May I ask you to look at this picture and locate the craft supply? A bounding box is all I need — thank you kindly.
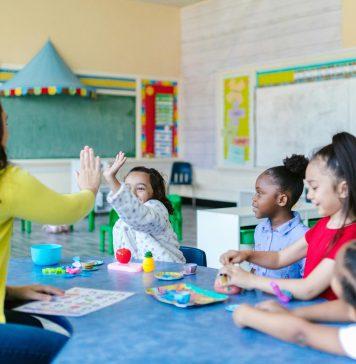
[42,267,66,275]
[182,263,197,275]
[15,287,134,317]
[107,262,143,273]
[72,256,82,268]
[270,281,292,304]
[115,248,131,264]
[142,251,155,273]
[154,271,184,281]
[146,283,228,308]
[225,304,240,312]
[214,274,241,295]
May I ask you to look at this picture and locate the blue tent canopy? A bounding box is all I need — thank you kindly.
[0,40,94,97]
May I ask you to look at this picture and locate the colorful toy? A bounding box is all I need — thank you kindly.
[42,267,66,275]
[115,248,131,264]
[31,244,62,266]
[182,263,197,275]
[270,281,292,304]
[154,271,184,281]
[146,283,228,308]
[214,274,241,295]
[66,267,81,275]
[142,251,155,273]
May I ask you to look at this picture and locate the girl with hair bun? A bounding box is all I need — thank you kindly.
[220,132,356,301]
[248,154,310,279]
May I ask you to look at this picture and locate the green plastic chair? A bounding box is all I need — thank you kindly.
[240,226,255,245]
[168,194,183,241]
[99,209,119,255]
[21,219,32,233]
[308,218,319,228]
[88,210,95,232]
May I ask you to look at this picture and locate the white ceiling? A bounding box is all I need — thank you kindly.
[136,0,204,8]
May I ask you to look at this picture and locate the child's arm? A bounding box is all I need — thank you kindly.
[233,304,346,357]
[220,236,307,269]
[220,257,334,300]
[293,299,356,322]
[257,299,355,322]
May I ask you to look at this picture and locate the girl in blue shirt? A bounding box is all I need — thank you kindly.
[250,154,309,279]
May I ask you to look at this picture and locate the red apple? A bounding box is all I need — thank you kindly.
[115,248,131,264]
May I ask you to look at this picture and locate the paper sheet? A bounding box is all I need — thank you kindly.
[15,287,134,317]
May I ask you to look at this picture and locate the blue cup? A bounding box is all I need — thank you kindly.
[30,244,62,266]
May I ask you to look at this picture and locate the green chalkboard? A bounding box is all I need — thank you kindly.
[2,94,136,159]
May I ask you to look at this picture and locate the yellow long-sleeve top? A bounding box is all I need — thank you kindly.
[0,165,95,323]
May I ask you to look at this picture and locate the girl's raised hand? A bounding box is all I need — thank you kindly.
[103,151,127,183]
[77,146,101,195]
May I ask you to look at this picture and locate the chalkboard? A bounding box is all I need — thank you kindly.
[2,94,136,159]
[255,78,356,167]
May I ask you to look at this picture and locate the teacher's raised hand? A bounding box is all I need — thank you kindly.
[77,146,101,195]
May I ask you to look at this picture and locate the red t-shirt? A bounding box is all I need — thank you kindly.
[304,217,356,300]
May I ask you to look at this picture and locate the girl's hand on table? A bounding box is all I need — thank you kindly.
[77,146,101,195]
[6,285,64,301]
[219,250,251,265]
[256,300,289,313]
[218,265,253,289]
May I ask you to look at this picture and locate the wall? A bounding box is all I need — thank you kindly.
[0,0,180,77]
[181,0,343,168]
[341,0,356,47]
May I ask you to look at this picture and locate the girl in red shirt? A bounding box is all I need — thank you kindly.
[220,132,356,300]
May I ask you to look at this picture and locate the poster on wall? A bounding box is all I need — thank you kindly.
[221,74,252,166]
[141,80,178,158]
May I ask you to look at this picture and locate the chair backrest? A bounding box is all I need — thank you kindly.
[170,162,193,185]
[109,209,119,227]
[179,246,207,267]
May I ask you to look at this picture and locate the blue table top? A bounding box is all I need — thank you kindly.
[7,258,353,364]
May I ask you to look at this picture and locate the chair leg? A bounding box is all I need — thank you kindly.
[21,219,25,232]
[25,221,32,233]
[108,232,114,255]
[88,210,95,232]
[99,229,106,252]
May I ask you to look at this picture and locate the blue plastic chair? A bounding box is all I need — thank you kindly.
[179,246,207,267]
[169,162,195,207]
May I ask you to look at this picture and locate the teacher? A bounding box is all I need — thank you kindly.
[0,101,101,363]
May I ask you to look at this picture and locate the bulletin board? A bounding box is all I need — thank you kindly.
[141,79,178,158]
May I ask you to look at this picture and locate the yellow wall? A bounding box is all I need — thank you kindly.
[342,0,356,48]
[0,0,180,77]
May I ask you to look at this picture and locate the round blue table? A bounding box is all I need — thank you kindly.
[7,258,353,364]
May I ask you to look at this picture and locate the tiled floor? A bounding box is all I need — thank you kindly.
[11,205,199,259]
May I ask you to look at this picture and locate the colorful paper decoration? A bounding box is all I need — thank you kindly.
[222,75,251,165]
[141,80,178,158]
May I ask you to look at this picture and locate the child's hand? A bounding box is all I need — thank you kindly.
[232,304,255,328]
[218,265,253,289]
[103,151,127,182]
[256,300,289,313]
[6,285,64,302]
[77,146,101,195]
[219,250,251,265]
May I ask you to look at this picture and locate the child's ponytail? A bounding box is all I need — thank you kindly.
[265,154,309,208]
[312,132,356,220]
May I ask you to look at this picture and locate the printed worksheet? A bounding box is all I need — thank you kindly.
[15,287,134,317]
